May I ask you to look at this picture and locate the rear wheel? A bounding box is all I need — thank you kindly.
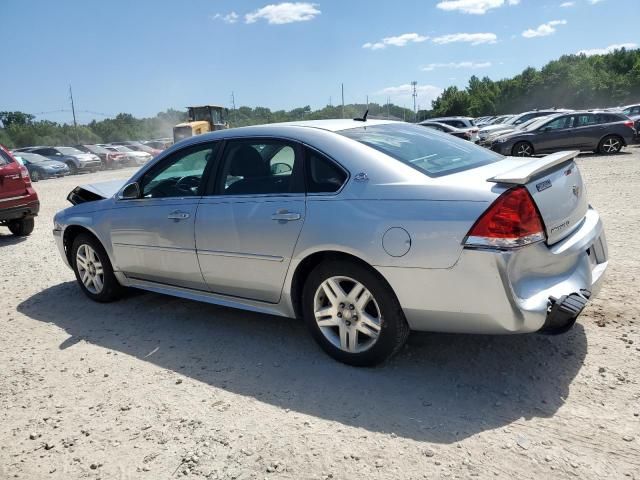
[8,218,34,236]
[302,260,409,366]
[71,233,123,302]
[598,135,623,154]
[512,141,534,157]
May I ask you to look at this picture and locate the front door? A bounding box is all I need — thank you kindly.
[196,139,305,303]
[536,115,577,152]
[109,142,218,290]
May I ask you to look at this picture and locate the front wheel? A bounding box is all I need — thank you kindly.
[598,135,623,154]
[512,141,534,157]
[30,170,40,182]
[66,162,78,174]
[302,260,409,366]
[71,234,123,302]
[8,218,34,236]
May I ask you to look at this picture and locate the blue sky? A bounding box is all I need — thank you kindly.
[2,0,637,123]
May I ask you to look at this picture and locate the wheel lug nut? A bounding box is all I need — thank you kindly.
[337,312,342,318]
[349,304,355,310]
[346,321,351,326]
[339,303,345,309]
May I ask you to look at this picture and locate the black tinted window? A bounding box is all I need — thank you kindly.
[340,123,501,178]
[0,150,11,166]
[305,148,347,193]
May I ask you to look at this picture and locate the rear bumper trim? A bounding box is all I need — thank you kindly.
[539,290,591,335]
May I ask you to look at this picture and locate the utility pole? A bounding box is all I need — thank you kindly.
[69,85,79,143]
[366,95,369,108]
[411,81,418,122]
[387,96,390,119]
[341,83,345,119]
[230,91,237,125]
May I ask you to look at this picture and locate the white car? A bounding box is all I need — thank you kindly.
[103,145,152,166]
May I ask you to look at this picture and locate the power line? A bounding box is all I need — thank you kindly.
[69,85,79,143]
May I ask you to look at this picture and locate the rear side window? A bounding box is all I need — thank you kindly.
[441,120,466,128]
[340,123,501,178]
[305,148,347,193]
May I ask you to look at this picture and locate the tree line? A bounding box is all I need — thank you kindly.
[1,48,638,148]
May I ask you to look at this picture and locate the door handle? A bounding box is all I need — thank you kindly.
[271,210,301,222]
[167,210,190,220]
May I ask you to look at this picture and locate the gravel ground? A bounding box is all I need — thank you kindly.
[1,148,639,480]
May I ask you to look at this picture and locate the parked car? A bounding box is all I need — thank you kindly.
[75,144,127,170]
[491,111,636,156]
[13,151,69,181]
[428,116,476,129]
[143,138,173,150]
[23,146,101,174]
[418,121,479,142]
[478,109,571,143]
[102,145,152,166]
[0,144,38,236]
[479,116,552,147]
[53,119,608,366]
[620,104,640,116]
[474,116,496,127]
[111,141,162,157]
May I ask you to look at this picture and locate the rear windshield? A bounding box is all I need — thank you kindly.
[339,123,501,177]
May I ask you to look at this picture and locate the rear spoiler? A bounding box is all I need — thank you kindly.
[487,151,580,185]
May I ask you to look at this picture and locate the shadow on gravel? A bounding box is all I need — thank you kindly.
[18,282,588,444]
[0,232,27,246]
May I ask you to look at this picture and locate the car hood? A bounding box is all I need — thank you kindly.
[37,160,68,168]
[67,179,126,205]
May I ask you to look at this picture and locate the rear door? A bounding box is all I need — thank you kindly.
[195,138,305,303]
[0,148,28,205]
[573,114,599,148]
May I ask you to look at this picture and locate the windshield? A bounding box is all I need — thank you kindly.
[57,146,84,155]
[340,123,502,178]
[115,146,134,152]
[19,152,46,163]
[520,116,552,131]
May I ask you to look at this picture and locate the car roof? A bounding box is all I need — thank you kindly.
[428,116,473,121]
[241,118,400,133]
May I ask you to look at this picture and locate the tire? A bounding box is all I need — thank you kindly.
[71,233,123,302]
[8,218,34,236]
[598,135,623,155]
[302,260,409,367]
[512,141,534,157]
[67,162,78,175]
[30,170,40,182]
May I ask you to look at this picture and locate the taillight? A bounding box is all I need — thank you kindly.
[623,120,634,129]
[464,186,546,249]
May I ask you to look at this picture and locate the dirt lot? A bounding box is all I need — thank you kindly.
[1,147,639,480]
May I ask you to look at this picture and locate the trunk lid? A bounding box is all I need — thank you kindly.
[487,151,588,245]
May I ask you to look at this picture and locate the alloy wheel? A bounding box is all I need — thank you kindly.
[76,244,105,294]
[515,143,532,156]
[313,276,382,353]
[602,137,621,153]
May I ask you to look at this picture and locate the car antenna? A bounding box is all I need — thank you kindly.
[354,109,369,122]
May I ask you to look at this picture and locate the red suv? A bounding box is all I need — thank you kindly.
[0,144,39,236]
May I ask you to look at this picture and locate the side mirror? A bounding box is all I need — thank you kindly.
[119,182,141,200]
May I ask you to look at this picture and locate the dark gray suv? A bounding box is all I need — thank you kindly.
[491,111,636,156]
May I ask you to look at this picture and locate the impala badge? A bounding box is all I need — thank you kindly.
[536,179,552,192]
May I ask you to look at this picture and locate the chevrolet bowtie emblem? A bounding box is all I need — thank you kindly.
[572,185,581,197]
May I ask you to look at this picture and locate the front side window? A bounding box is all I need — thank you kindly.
[218,140,302,195]
[140,143,216,198]
[305,148,347,193]
[340,123,501,178]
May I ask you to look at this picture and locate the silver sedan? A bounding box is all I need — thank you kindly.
[53,119,608,366]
